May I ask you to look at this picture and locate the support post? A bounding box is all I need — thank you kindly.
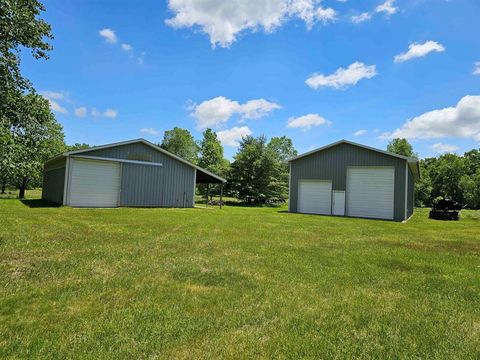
[206,183,210,208]
[220,183,223,209]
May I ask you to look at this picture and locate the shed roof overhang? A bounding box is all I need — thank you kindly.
[195,169,225,184]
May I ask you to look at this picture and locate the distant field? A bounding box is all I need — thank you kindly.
[0,192,479,359]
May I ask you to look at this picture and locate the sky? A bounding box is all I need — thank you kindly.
[21,0,480,160]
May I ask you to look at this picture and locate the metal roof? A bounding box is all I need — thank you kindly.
[45,138,227,183]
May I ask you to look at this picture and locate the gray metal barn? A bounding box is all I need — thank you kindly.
[42,139,226,208]
[288,140,420,221]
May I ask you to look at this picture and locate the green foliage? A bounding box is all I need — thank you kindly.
[387,138,417,158]
[414,152,480,209]
[198,128,228,175]
[8,94,65,195]
[0,0,62,197]
[385,139,480,209]
[0,0,53,117]
[160,127,199,164]
[267,136,298,163]
[228,135,296,203]
[67,143,91,152]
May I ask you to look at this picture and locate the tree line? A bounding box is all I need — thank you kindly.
[387,139,480,209]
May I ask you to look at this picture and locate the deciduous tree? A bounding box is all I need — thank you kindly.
[160,127,199,164]
[10,94,65,198]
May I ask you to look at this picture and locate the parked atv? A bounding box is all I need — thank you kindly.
[429,198,463,220]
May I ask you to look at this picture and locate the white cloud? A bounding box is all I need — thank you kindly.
[217,126,252,146]
[394,41,445,63]
[166,0,336,48]
[121,43,133,51]
[353,129,367,136]
[431,143,459,154]
[40,91,65,100]
[91,108,117,119]
[192,97,240,129]
[140,128,160,135]
[191,96,280,130]
[41,91,68,114]
[306,62,377,90]
[103,109,118,118]
[99,28,118,44]
[74,107,87,118]
[351,12,371,24]
[47,99,67,114]
[375,0,397,15]
[473,62,480,75]
[239,99,282,120]
[381,95,480,142]
[287,113,331,130]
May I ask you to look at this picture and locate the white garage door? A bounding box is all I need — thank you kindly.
[69,158,121,207]
[297,180,332,215]
[347,167,394,220]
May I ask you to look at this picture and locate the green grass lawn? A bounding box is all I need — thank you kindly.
[1,193,479,359]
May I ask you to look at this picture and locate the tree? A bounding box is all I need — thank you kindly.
[387,138,416,158]
[267,136,297,198]
[197,129,229,198]
[1,0,53,119]
[228,135,289,204]
[10,94,65,198]
[160,127,199,164]
[198,129,225,174]
[0,126,15,193]
[428,153,466,204]
[67,143,91,152]
[267,136,298,163]
[415,159,433,207]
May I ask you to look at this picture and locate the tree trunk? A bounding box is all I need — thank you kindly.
[18,177,28,199]
[1,178,5,194]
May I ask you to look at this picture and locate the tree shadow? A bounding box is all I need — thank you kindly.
[20,199,62,208]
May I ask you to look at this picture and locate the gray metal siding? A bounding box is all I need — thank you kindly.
[82,142,195,207]
[407,168,415,218]
[290,143,407,221]
[120,163,195,207]
[42,158,66,204]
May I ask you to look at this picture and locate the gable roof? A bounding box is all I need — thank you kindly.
[46,138,226,183]
[289,139,420,179]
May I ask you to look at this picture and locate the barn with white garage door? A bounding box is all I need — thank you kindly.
[288,140,420,221]
[42,139,225,208]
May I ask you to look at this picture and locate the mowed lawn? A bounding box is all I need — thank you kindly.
[1,192,479,359]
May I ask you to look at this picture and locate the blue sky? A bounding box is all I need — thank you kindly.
[21,0,480,159]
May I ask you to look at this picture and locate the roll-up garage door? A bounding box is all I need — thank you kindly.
[347,167,394,220]
[297,180,332,215]
[69,158,121,207]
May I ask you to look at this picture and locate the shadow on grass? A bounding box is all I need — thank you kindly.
[20,199,62,208]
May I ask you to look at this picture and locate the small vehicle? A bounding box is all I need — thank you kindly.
[429,197,463,220]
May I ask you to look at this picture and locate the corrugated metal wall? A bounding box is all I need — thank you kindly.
[120,163,194,207]
[82,142,195,207]
[42,157,66,204]
[290,143,408,221]
[407,167,415,218]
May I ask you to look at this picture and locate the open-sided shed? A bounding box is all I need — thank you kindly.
[42,139,226,208]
